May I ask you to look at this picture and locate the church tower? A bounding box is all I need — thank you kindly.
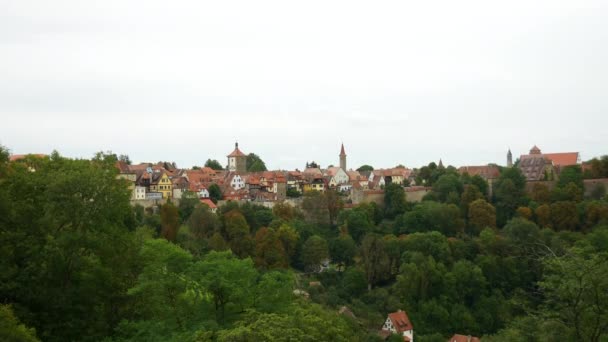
[227,142,247,173]
[507,148,513,167]
[339,143,347,170]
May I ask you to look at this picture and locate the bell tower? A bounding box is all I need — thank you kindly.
[339,143,347,170]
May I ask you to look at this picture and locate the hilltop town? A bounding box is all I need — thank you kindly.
[107,142,603,210]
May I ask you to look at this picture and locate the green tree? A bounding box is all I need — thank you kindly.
[128,239,194,330]
[329,234,357,270]
[384,183,407,219]
[360,233,390,290]
[0,153,139,341]
[325,189,344,226]
[178,191,199,223]
[399,201,464,237]
[188,205,220,239]
[356,165,374,172]
[276,224,299,263]
[223,210,254,258]
[461,184,483,217]
[433,174,463,203]
[204,159,224,170]
[301,235,329,272]
[190,251,258,324]
[468,199,497,234]
[339,208,373,241]
[254,227,288,269]
[246,153,268,172]
[494,167,527,226]
[0,304,40,342]
[539,249,608,342]
[557,165,584,189]
[208,183,222,204]
[550,201,579,231]
[160,202,180,241]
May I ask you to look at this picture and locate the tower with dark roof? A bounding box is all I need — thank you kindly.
[339,143,347,170]
[227,142,247,173]
[507,148,513,167]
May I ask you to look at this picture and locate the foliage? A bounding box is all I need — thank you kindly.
[208,184,222,204]
[246,153,268,172]
[301,235,329,272]
[0,304,40,342]
[539,249,608,342]
[204,159,224,170]
[398,201,464,237]
[160,202,180,241]
[384,183,407,219]
[467,199,496,234]
[357,165,374,172]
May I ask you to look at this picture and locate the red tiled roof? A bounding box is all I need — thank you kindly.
[448,334,481,342]
[388,310,413,333]
[200,198,217,209]
[9,154,47,162]
[544,152,579,167]
[227,146,246,157]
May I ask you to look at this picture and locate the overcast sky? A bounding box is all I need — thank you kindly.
[1,0,607,170]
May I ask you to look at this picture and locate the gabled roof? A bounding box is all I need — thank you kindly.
[325,167,344,177]
[544,152,579,167]
[388,310,413,333]
[227,143,247,157]
[200,198,217,209]
[9,154,47,162]
[448,334,481,342]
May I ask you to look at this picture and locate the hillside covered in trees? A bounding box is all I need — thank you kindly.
[1,148,608,342]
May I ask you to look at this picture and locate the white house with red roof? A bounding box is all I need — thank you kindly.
[382,310,414,342]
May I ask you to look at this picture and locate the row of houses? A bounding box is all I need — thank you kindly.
[115,143,418,204]
[115,144,582,206]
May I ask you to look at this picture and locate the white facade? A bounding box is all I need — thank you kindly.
[134,186,146,200]
[198,188,210,198]
[382,316,413,342]
[230,175,245,190]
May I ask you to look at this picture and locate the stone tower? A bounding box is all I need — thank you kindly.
[227,142,247,173]
[339,143,347,170]
[507,148,513,167]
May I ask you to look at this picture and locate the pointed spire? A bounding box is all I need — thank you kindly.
[340,143,346,156]
[438,158,444,169]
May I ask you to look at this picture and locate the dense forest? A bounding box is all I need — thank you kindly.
[1,148,607,342]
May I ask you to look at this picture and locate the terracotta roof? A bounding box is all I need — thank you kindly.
[227,143,247,157]
[325,167,342,177]
[448,334,481,342]
[200,198,217,209]
[9,154,47,162]
[544,152,579,167]
[303,167,323,176]
[115,161,132,173]
[388,310,413,333]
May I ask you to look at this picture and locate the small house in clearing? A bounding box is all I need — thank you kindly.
[381,309,414,342]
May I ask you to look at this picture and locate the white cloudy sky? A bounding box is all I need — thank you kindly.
[1,0,607,170]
